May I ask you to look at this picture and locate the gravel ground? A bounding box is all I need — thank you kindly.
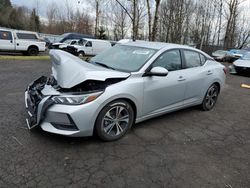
[0,59,249,188]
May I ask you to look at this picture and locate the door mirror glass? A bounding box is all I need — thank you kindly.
[148,66,168,76]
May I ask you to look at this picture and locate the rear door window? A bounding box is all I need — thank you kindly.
[0,30,12,40]
[183,50,202,68]
[16,33,38,40]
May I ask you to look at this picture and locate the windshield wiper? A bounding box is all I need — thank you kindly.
[93,62,115,70]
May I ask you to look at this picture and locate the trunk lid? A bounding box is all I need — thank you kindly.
[49,50,130,88]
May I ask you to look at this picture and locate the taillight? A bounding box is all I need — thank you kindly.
[223,67,227,74]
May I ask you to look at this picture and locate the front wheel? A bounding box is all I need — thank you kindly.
[78,51,85,57]
[95,100,134,141]
[201,84,219,111]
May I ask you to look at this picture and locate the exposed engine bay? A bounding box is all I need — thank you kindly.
[57,78,126,93]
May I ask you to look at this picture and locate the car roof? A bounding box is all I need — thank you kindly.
[122,41,195,50]
[82,38,110,43]
[0,28,37,35]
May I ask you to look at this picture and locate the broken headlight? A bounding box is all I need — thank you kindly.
[52,92,102,105]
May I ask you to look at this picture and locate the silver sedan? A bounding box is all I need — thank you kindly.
[25,41,226,141]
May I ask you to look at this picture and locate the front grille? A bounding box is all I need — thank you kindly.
[25,76,48,128]
[27,76,47,112]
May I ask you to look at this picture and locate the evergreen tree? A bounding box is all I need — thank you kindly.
[0,0,12,11]
[29,8,40,32]
[98,26,107,39]
[0,0,12,27]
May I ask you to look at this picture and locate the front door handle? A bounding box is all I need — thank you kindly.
[207,70,213,75]
[178,76,186,81]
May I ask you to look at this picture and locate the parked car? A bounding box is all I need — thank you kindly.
[229,52,250,75]
[0,28,46,55]
[50,39,79,49]
[224,49,248,62]
[211,50,228,62]
[58,33,95,43]
[25,41,226,141]
[66,38,112,56]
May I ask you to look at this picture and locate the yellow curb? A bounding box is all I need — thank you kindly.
[0,55,92,61]
[0,55,50,61]
[241,84,250,89]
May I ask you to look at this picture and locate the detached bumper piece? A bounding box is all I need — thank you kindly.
[25,76,53,129]
[235,66,250,75]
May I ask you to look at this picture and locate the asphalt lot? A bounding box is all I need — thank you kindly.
[0,59,249,188]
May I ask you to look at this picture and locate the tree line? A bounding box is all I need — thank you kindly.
[0,0,40,31]
[0,0,249,49]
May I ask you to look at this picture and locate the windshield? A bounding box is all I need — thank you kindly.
[63,39,73,44]
[214,50,226,55]
[90,45,157,72]
[241,53,250,60]
[78,39,87,46]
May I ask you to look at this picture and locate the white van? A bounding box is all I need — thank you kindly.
[0,28,46,55]
[70,38,112,56]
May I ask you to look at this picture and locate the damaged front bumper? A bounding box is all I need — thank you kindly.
[25,76,54,129]
[25,76,100,137]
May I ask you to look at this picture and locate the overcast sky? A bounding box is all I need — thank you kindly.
[10,0,250,20]
[10,0,92,19]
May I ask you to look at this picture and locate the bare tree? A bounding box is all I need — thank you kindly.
[223,0,245,48]
[111,1,129,40]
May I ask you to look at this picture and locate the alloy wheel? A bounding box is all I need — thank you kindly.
[205,85,218,109]
[102,105,130,136]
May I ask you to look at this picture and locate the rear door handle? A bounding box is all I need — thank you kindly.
[207,70,213,75]
[178,76,186,81]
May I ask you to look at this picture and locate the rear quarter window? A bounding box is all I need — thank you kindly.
[0,31,12,40]
[16,33,38,40]
[200,54,207,65]
[183,50,202,68]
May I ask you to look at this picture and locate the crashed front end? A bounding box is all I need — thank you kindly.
[24,50,129,136]
[25,75,83,135]
[25,76,110,136]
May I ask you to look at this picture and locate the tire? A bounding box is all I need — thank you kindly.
[95,100,134,141]
[201,84,219,111]
[27,47,38,56]
[78,51,85,57]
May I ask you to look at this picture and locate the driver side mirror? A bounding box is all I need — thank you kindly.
[144,66,169,77]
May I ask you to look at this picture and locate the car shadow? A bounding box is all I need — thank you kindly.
[27,105,200,145]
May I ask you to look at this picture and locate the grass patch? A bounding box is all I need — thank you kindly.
[0,55,50,61]
[0,55,92,61]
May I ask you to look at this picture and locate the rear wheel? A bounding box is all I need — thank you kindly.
[201,84,219,111]
[96,100,134,141]
[27,47,38,56]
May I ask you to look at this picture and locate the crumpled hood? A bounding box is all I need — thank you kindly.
[49,50,130,88]
[233,59,250,68]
